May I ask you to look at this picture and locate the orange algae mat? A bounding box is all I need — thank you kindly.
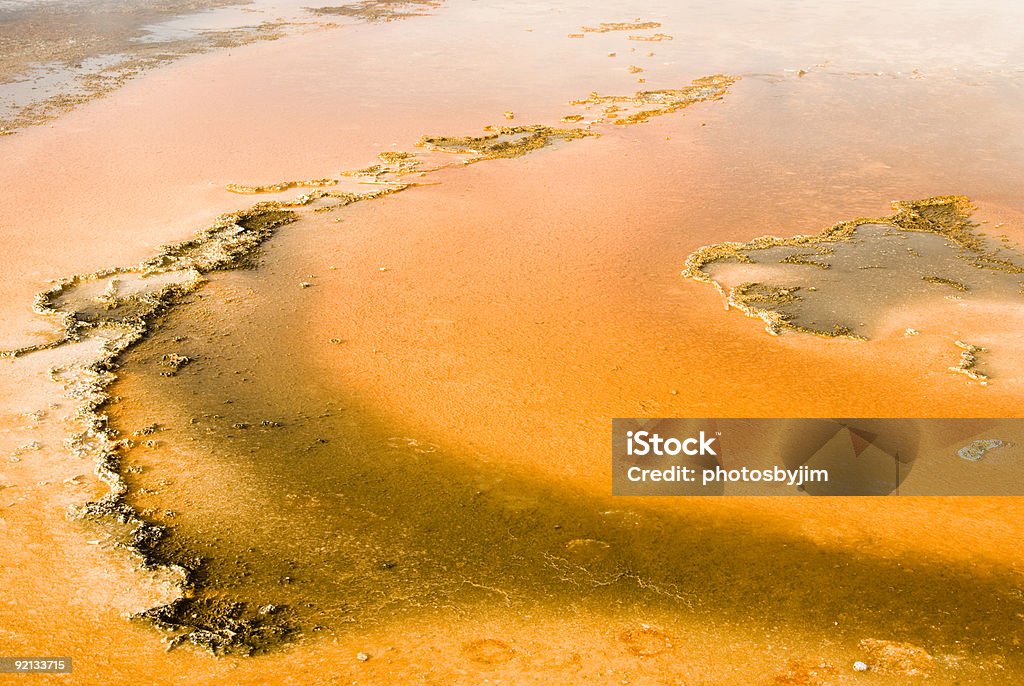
[1,1,1024,684]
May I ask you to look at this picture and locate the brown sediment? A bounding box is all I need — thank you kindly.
[580,21,662,34]
[227,153,439,202]
[158,352,192,376]
[728,283,864,340]
[628,33,674,42]
[950,340,988,385]
[226,186,383,208]
[779,250,832,269]
[570,74,738,125]
[308,0,443,23]
[138,597,297,654]
[417,124,595,160]
[683,197,1024,358]
[340,150,425,181]
[922,275,969,291]
[226,179,338,194]
[957,438,1006,461]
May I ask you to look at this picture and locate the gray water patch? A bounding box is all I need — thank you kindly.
[0,53,129,122]
[132,0,327,44]
[705,222,1024,340]
[685,197,1024,387]
[0,0,374,133]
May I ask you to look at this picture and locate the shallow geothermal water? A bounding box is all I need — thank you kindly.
[1,0,1024,684]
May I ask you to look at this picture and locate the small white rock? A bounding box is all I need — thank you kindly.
[853,661,869,672]
[356,652,369,662]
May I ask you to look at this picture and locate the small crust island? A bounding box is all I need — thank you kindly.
[682,196,1024,382]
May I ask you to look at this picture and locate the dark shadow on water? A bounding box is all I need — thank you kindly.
[106,287,1024,669]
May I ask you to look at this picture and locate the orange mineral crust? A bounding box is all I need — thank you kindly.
[1,0,1024,683]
